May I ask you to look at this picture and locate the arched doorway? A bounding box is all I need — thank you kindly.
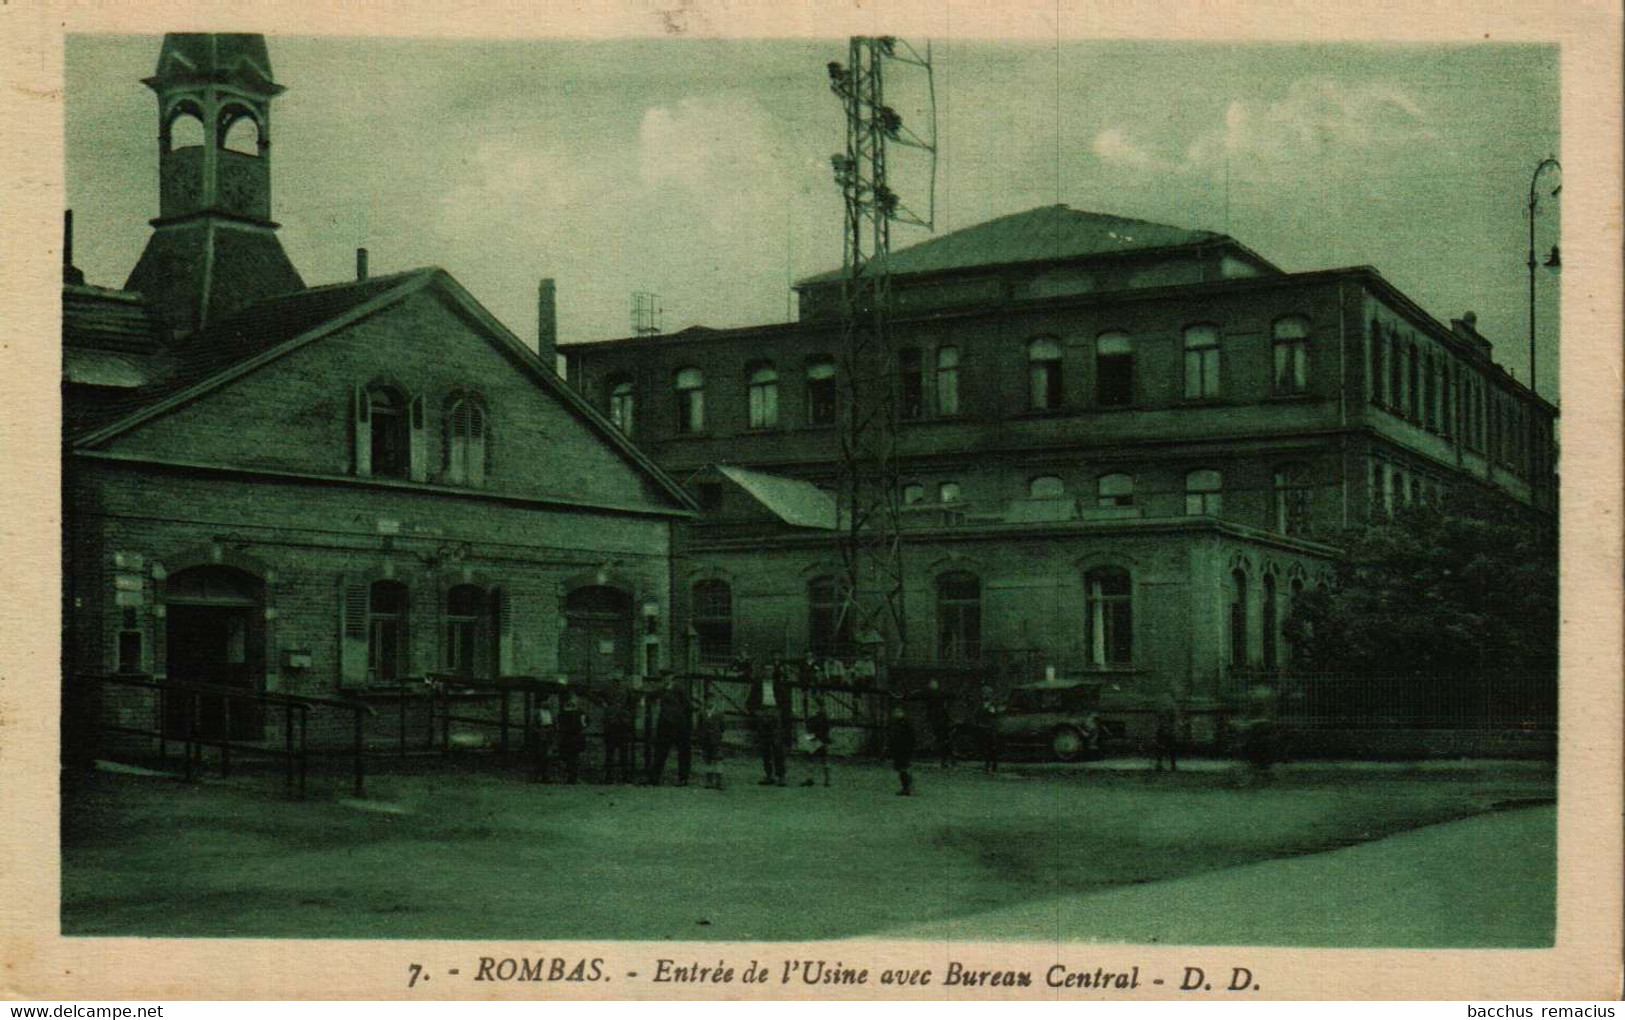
[560,586,632,682]
[164,565,265,740]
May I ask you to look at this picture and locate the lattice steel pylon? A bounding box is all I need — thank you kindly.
[827,37,936,670]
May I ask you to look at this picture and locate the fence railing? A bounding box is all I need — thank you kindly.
[71,673,375,798]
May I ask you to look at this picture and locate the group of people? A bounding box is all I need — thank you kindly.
[527,672,729,790]
[527,658,1002,798]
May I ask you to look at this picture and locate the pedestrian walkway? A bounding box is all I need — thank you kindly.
[879,804,1556,947]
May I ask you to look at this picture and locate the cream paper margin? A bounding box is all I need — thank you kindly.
[0,0,1619,1001]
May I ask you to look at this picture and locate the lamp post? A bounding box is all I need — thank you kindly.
[1526,157,1561,394]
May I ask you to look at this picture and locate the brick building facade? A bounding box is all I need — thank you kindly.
[564,205,1558,731]
[63,35,693,751]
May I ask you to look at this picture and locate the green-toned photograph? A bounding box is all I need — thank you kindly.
[60,32,1558,947]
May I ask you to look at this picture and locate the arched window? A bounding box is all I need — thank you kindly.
[1424,352,1438,429]
[446,398,487,486]
[807,576,850,658]
[902,483,926,506]
[443,584,489,680]
[1273,462,1312,536]
[608,377,635,436]
[936,572,981,663]
[674,367,706,434]
[1096,332,1134,407]
[938,481,963,504]
[1184,324,1221,399]
[219,108,261,155]
[1084,567,1132,667]
[935,347,960,416]
[1029,475,1065,499]
[1028,336,1063,410]
[1098,472,1134,507]
[747,364,779,429]
[367,386,410,479]
[1398,342,1413,419]
[369,580,409,684]
[691,580,733,665]
[1261,573,1279,670]
[1228,569,1249,667]
[165,107,205,151]
[1272,316,1310,394]
[898,347,923,420]
[1185,469,1222,516]
[806,357,837,425]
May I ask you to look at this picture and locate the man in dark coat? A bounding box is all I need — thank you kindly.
[743,657,792,786]
[924,679,954,768]
[978,683,1002,774]
[647,673,694,786]
[556,691,588,785]
[602,681,637,784]
[887,702,917,796]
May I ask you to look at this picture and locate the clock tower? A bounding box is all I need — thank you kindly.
[125,34,304,334]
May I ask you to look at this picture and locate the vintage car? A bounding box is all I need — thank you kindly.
[950,678,1106,762]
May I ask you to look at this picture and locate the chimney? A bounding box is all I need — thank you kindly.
[355,247,369,282]
[1463,310,1477,330]
[62,210,85,286]
[537,278,557,370]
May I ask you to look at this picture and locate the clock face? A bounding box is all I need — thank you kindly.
[218,158,267,217]
[161,166,202,216]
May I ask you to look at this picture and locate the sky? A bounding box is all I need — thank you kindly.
[65,35,1561,399]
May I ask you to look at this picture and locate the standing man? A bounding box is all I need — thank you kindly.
[887,700,917,796]
[978,682,1003,774]
[557,689,587,785]
[602,680,636,784]
[531,687,557,783]
[744,656,790,786]
[648,672,694,786]
[1153,687,1182,773]
[924,679,954,768]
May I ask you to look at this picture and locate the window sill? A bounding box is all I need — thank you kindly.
[1264,391,1317,403]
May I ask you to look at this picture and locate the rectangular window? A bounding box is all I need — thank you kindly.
[899,348,923,420]
[1184,326,1220,399]
[117,629,143,674]
[935,347,960,416]
[807,360,837,425]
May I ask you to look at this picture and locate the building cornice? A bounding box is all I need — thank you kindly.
[69,449,699,522]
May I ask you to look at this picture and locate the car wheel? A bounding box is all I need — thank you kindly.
[1051,726,1087,763]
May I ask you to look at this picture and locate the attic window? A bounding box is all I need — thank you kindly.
[446,398,487,487]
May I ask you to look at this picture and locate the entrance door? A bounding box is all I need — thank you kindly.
[560,586,633,682]
[164,567,265,740]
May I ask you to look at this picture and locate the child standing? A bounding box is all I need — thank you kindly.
[557,691,587,785]
[887,702,916,797]
[697,693,726,791]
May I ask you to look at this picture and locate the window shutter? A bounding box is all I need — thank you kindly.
[353,385,371,477]
[494,587,514,677]
[446,402,468,485]
[408,395,428,482]
[339,577,369,688]
[467,405,486,487]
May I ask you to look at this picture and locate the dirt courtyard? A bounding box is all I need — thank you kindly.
[60,755,1555,946]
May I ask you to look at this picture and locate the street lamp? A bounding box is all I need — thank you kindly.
[1526,157,1561,394]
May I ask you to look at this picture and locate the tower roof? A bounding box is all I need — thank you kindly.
[146,33,282,94]
[795,204,1232,287]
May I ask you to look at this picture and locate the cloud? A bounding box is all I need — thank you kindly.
[1094,78,1435,181]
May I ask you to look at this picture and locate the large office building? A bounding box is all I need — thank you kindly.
[565,204,1558,733]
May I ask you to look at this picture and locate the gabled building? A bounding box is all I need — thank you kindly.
[63,34,695,751]
[565,204,1558,738]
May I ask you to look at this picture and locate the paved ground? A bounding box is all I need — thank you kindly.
[59,754,1554,945]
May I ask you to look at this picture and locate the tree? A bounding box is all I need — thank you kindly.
[1285,487,1557,678]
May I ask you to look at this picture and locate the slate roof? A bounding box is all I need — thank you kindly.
[715,464,839,530]
[796,204,1227,286]
[64,271,426,441]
